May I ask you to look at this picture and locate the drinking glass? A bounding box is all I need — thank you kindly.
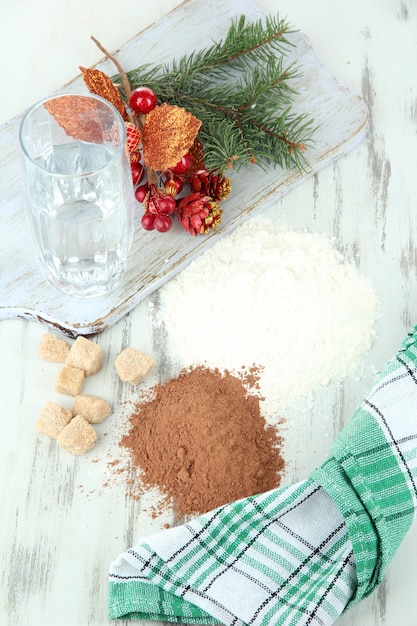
[19,92,135,298]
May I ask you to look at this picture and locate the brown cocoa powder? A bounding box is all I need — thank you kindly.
[120,365,284,518]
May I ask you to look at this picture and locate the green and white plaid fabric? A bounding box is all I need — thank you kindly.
[108,326,417,625]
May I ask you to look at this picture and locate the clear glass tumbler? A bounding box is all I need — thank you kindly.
[19,92,135,298]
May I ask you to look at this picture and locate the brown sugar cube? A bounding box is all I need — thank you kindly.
[55,365,85,396]
[114,347,154,385]
[72,394,111,424]
[36,400,73,439]
[56,415,97,455]
[66,336,102,376]
[39,334,71,362]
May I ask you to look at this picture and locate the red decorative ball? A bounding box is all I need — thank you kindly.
[135,183,149,203]
[129,87,158,115]
[170,152,192,175]
[129,150,141,164]
[154,214,172,232]
[157,194,177,216]
[164,175,184,196]
[141,212,155,230]
[125,122,141,152]
[131,162,143,185]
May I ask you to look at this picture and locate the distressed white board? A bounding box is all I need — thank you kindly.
[0,0,368,336]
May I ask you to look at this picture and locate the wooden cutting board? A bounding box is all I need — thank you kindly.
[0,0,368,337]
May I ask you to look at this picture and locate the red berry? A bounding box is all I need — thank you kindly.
[154,214,172,232]
[129,87,157,115]
[141,212,155,230]
[165,175,184,196]
[130,150,141,164]
[135,183,149,203]
[131,162,143,185]
[170,152,192,175]
[157,194,177,215]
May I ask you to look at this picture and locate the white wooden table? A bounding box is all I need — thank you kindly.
[1,1,416,625]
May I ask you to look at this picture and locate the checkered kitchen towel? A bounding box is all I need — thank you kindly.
[108,326,417,625]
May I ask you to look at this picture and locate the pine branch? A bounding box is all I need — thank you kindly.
[123,15,295,95]
[164,14,295,85]
[112,14,316,173]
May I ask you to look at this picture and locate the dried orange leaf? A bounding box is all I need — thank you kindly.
[80,66,129,121]
[142,103,202,171]
[44,95,104,143]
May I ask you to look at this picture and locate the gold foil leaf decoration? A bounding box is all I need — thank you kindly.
[142,103,202,171]
[80,66,129,121]
[43,95,104,143]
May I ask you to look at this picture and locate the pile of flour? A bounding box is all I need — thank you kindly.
[157,216,379,411]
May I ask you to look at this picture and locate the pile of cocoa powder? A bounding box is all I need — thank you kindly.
[120,365,284,518]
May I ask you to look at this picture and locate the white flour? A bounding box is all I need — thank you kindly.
[157,216,379,412]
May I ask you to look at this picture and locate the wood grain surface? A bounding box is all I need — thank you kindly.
[1,0,416,625]
[0,0,367,336]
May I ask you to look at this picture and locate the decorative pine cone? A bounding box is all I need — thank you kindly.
[177,192,222,236]
[189,169,232,201]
